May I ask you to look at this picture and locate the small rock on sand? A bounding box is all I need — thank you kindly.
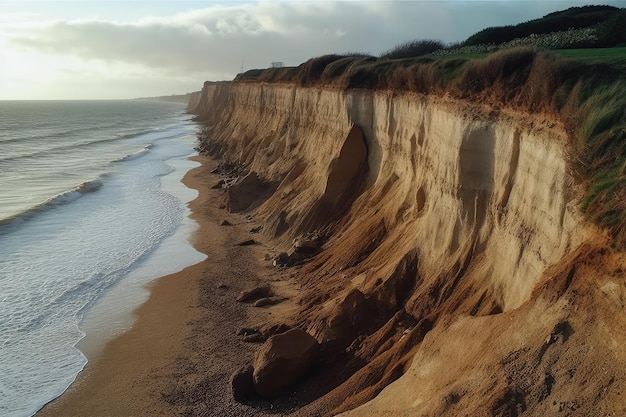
[236,285,273,302]
[253,297,286,308]
[243,333,266,343]
[237,327,260,336]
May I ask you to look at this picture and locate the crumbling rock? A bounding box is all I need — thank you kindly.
[309,288,374,346]
[293,237,322,254]
[273,251,308,267]
[253,328,320,398]
[272,234,325,267]
[227,172,277,213]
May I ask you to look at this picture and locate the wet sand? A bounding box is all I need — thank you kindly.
[37,155,294,417]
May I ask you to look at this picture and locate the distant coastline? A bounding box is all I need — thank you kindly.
[133,93,199,104]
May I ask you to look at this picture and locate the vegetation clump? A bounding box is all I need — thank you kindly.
[379,39,445,59]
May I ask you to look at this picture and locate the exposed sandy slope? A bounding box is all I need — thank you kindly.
[36,156,299,417]
[190,82,626,416]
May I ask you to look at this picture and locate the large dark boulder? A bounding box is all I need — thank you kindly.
[252,328,320,398]
[230,365,255,402]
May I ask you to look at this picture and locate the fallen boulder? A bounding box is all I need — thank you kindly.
[293,237,321,254]
[273,251,307,267]
[230,365,255,402]
[253,328,320,398]
[227,172,275,212]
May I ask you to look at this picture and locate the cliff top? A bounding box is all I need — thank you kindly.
[230,45,626,248]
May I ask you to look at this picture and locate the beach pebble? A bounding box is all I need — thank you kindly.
[236,285,273,302]
[243,333,266,343]
[253,297,286,308]
[237,327,260,336]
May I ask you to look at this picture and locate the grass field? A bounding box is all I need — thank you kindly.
[431,47,626,69]
[552,47,626,69]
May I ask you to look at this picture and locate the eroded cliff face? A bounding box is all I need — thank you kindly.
[191,82,626,416]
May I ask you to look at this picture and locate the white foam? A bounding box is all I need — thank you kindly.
[78,144,206,358]
[0,111,204,417]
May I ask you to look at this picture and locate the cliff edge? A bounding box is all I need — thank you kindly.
[188,49,626,416]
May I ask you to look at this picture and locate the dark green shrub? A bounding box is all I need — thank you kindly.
[597,9,626,46]
[380,39,445,59]
[463,5,619,46]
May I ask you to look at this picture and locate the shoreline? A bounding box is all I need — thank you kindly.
[37,155,294,416]
[75,155,204,362]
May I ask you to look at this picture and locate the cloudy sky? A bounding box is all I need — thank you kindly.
[1,0,624,99]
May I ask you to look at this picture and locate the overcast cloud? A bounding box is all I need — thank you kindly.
[2,1,625,99]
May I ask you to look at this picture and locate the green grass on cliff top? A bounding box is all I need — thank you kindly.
[552,47,626,69]
[433,46,626,67]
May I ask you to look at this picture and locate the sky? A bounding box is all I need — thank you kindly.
[1,0,624,100]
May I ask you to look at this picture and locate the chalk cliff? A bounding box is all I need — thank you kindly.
[189,80,626,416]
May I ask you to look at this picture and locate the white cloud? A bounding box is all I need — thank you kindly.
[2,0,625,99]
[7,1,458,81]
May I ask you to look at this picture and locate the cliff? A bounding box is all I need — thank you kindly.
[189,63,626,416]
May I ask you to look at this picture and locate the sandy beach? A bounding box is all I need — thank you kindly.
[37,155,297,417]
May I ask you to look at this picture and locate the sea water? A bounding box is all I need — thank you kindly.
[0,100,206,416]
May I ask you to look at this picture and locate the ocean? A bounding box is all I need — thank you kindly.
[0,100,206,416]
